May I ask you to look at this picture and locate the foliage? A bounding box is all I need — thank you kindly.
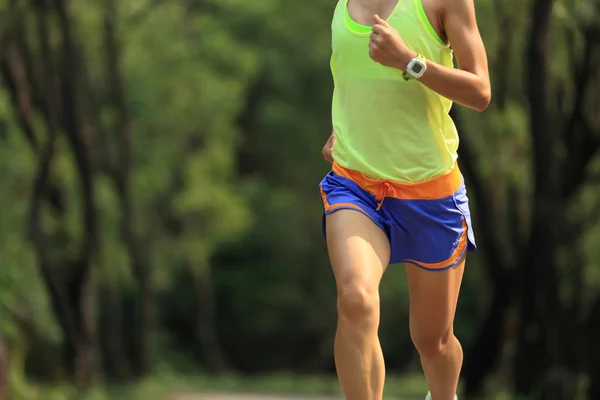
[0,0,598,399]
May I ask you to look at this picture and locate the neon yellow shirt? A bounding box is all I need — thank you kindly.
[331,0,457,183]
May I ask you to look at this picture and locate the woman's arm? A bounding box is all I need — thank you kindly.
[369,0,491,111]
[416,0,491,111]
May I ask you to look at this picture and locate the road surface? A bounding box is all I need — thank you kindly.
[169,395,341,400]
[169,394,407,400]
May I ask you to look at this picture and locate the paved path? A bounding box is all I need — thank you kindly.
[169,395,341,400]
[168,394,406,400]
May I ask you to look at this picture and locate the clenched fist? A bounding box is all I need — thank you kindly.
[368,15,415,70]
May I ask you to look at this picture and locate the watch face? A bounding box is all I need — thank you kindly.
[412,63,424,74]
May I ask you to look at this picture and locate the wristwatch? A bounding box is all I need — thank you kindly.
[403,54,427,81]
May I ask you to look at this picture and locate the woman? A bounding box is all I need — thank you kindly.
[319,0,490,399]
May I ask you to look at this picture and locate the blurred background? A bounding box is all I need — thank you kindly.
[0,0,599,399]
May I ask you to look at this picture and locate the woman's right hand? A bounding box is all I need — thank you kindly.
[322,131,336,164]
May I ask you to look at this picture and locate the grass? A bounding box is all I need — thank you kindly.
[17,371,430,400]
[16,366,533,400]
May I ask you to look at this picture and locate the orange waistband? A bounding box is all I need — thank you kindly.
[332,162,462,201]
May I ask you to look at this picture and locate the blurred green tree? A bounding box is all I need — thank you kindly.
[0,0,598,399]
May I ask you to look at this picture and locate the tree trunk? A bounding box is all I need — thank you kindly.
[55,0,100,389]
[133,271,155,376]
[586,296,600,400]
[1,1,100,391]
[191,265,228,373]
[100,283,131,380]
[462,272,512,395]
[0,333,9,400]
[102,0,155,376]
[514,1,563,397]
[453,110,515,396]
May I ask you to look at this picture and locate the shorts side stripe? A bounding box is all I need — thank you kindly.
[403,219,468,270]
[320,184,369,214]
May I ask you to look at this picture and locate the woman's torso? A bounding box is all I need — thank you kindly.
[331,0,458,183]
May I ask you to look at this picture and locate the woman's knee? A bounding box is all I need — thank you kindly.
[411,327,455,359]
[336,282,379,324]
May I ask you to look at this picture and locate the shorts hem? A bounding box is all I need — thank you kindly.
[401,245,468,271]
[322,206,387,238]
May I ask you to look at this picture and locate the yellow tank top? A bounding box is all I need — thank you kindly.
[331,0,457,183]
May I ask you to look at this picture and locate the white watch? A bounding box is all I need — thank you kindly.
[403,54,427,80]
